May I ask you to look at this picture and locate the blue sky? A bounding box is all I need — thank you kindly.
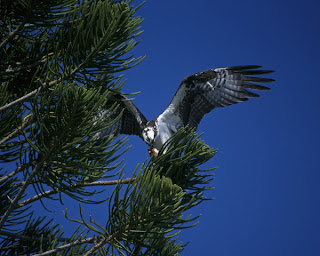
[5,0,319,255]
[119,0,320,255]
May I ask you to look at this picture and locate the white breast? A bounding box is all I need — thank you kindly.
[154,110,183,151]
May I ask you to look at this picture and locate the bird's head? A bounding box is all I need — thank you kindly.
[142,120,159,160]
[142,126,156,146]
[142,120,158,147]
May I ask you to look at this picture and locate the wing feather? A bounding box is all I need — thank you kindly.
[94,94,147,139]
[164,65,274,129]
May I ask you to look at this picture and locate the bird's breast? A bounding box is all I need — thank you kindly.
[153,121,181,151]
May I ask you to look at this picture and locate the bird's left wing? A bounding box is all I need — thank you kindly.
[94,94,148,139]
[162,65,274,129]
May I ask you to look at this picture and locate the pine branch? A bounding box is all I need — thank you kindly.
[0,1,215,254]
[0,18,27,49]
[18,178,136,207]
[84,216,142,256]
[0,122,69,229]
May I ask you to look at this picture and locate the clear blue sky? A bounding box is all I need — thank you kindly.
[19,0,320,255]
[120,0,320,255]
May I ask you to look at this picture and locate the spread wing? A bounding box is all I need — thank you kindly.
[94,94,148,139]
[164,65,274,129]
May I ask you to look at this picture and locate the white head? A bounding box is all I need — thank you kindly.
[142,126,155,146]
[142,119,158,146]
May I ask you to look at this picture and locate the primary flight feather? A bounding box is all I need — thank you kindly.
[96,65,274,159]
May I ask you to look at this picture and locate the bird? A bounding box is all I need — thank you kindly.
[95,65,274,160]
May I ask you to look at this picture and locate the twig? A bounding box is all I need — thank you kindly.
[0,230,73,244]
[0,87,41,112]
[0,114,33,146]
[33,221,138,256]
[0,213,141,255]
[0,162,43,229]
[0,21,101,113]
[73,178,135,187]
[18,178,136,207]
[84,237,109,256]
[0,19,27,49]
[84,221,136,256]
[0,166,25,185]
[84,216,142,256]
[12,178,41,188]
[0,58,47,75]
[0,65,80,112]
[0,218,144,255]
[32,236,100,256]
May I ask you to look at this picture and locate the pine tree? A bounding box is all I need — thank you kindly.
[0,1,216,254]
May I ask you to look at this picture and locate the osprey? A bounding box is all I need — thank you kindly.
[96,65,274,159]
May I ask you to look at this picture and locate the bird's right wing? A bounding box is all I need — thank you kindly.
[161,65,274,129]
[94,94,148,139]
